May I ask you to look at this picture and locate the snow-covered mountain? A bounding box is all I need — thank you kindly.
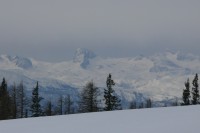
[0,55,32,69]
[73,48,96,68]
[0,48,200,108]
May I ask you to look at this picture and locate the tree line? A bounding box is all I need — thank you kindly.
[0,73,199,120]
[0,74,122,120]
[182,73,200,105]
[0,79,28,120]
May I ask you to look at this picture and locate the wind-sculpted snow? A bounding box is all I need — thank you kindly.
[0,49,200,107]
[0,105,199,133]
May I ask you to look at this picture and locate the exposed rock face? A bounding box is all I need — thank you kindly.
[11,56,33,69]
[0,55,32,69]
[73,48,96,68]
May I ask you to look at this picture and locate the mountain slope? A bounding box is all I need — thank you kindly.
[0,105,199,133]
[0,49,200,107]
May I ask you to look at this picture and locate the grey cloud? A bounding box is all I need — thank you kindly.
[0,0,200,61]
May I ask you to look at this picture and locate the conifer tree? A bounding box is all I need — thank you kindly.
[30,82,43,117]
[10,83,17,119]
[146,98,152,108]
[139,102,144,109]
[192,74,199,105]
[129,101,137,109]
[55,95,63,115]
[182,78,190,105]
[0,78,11,120]
[10,81,28,118]
[17,81,28,118]
[79,81,100,113]
[64,95,74,114]
[104,74,121,111]
[44,100,53,116]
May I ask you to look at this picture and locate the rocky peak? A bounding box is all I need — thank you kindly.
[73,48,96,68]
[0,55,32,69]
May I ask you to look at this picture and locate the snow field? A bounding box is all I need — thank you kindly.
[0,105,199,133]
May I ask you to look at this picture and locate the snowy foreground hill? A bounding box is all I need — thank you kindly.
[0,105,199,133]
[0,48,200,107]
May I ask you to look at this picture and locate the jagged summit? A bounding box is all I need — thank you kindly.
[0,50,199,108]
[12,56,32,69]
[73,48,96,68]
[0,55,32,69]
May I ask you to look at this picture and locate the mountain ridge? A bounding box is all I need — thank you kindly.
[0,48,199,108]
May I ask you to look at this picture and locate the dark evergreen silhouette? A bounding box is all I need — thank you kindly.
[191,74,199,105]
[44,100,53,116]
[30,82,43,117]
[146,98,152,108]
[104,74,121,111]
[138,102,144,109]
[64,95,74,114]
[182,78,190,105]
[55,95,64,115]
[0,78,12,120]
[10,83,17,119]
[10,81,28,118]
[17,81,28,118]
[79,81,100,113]
[129,100,137,109]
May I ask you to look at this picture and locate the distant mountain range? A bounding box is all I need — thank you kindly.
[0,48,200,108]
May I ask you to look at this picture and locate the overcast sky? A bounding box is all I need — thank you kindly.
[0,0,200,62]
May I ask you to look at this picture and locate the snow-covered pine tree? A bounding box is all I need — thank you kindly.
[104,74,121,111]
[182,78,190,105]
[192,74,200,105]
[30,82,43,117]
